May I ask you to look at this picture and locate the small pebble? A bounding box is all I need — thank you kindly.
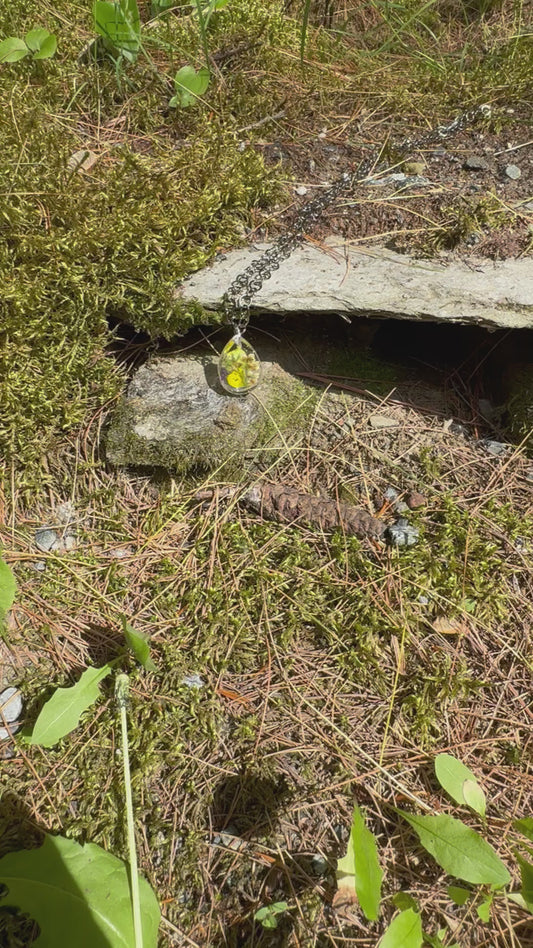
[482,439,508,456]
[504,164,521,180]
[56,501,76,525]
[0,688,22,724]
[31,561,47,572]
[0,687,23,739]
[418,595,429,605]
[387,520,420,548]
[35,528,59,552]
[109,547,135,559]
[369,414,399,429]
[181,673,204,689]
[294,185,308,196]
[464,155,490,171]
[406,491,427,510]
[525,467,533,484]
[404,161,425,175]
[311,854,329,876]
[384,487,399,502]
[63,534,77,552]
[394,502,410,515]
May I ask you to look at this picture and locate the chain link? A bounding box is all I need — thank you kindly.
[222,105,490,333]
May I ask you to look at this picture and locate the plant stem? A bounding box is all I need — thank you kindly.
[116,674,143,948]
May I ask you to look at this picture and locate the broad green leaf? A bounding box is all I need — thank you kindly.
[122,617,156,671]
[171,65,210,107]
[0,833,160,947]
[447,884,471,906]
[516,852,533,905]
[93,0,140,61]
[28,665,112,747]
[0,559,17,616]
[476,897,491,922]
[462,779,486,818]
[33,34,57,59]
[0,37,28,63]
[336,805,382,920]
[434,754,485,811]
[514,818,533,842]
[379,909,422,948]
[508,891,533,914]
[398,811,510,886]
[24,28,50,51]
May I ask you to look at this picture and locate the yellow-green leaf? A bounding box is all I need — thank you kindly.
[398,811,510,886]
[379,909,422,948]
[28,665,112,747]
[336,805,382,920]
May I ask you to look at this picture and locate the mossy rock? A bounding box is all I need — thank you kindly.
[106,353,316,474]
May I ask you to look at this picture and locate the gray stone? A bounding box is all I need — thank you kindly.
[178,238,533,331]
[35,528,59,552]
[0,687,22,739]
[181,673,204,689]
[0,687,22,724]
[364,172,430,187]
[384,487,399,502]
[106,353,311,471]
[482,439,509,456]
[464,155,490,171]
[386,520,420,547]
[504,164,521,180]
[369,414,400,429]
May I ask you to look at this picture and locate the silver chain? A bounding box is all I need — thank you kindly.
[222,105,490,333]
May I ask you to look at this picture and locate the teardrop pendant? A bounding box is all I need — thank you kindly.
[218,334,261,395]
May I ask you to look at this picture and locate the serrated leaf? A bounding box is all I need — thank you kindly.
[172,65,210,107]
[122,617,156,671]
[398,811,510,886]
[379,909,422,948]
[336,805,382,920]
[434,754,484,808]
[0,833,160,947]
[93,0,140,61]
[0,37,28,63]
[28,665,112,747]
[0,559,17,616]
[462,779,486,818]
[33,34,57,59]
[447,884,471,906]
[514,819,533,842]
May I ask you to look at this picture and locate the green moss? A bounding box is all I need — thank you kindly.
[507,365,533,454]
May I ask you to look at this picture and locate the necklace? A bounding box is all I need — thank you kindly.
[217,105,490,395]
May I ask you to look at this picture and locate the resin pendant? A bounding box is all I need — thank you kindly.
[218,333,261,395]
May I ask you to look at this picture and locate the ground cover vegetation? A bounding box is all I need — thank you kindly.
[0,0,532,944]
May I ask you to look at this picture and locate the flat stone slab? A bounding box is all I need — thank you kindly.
[178,239,533,331]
